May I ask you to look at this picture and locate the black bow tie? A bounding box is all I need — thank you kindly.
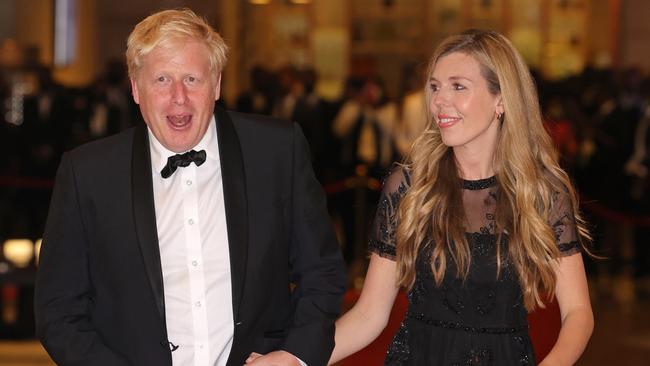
[160,150,207,178]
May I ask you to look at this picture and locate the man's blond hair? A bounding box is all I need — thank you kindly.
[126,8,228,79]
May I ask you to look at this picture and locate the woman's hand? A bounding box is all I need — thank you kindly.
[245,351,301,366]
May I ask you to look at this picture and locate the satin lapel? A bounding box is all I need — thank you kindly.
[215,107,249,322]
[131,124,167,325]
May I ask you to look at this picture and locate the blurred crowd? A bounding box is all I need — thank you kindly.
[1,60,649,280]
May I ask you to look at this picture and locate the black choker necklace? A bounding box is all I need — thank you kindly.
[462,176,497,190]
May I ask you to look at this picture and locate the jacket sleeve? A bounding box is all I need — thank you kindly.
[34,153,131,366]
[281,123,347,366]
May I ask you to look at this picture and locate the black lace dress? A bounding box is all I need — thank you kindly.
[368,168,581,366]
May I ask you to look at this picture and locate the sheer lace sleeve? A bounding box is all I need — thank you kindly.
[368,167,411,260]
[549,188,581,256]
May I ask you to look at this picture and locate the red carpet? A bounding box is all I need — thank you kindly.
[336,290,560,365]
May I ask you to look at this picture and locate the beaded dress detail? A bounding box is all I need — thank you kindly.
[368,168,581,365]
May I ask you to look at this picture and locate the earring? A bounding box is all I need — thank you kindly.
[496,112,503,121]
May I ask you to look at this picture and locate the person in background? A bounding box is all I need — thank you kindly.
[395,65,428,159]
[624,101,650,289]
[328,29,593,365]
[272,65,301,121]
[332,76,397,179]
[35,8,345,366]
[236,65,274,116]
[291,68,331,181]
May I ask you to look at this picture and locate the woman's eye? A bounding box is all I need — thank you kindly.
[453,83,465,90]
[430,84,439,92]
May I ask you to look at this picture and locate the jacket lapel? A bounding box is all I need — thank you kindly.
[131,124,167,326]
[215,106,249,322]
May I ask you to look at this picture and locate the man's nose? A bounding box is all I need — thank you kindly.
[171,81,187,105]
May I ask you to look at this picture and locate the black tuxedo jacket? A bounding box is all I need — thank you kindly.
[35,107,346,366]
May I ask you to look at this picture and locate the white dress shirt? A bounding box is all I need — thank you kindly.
[148,118,234,366]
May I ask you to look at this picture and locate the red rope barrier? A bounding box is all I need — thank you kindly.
[581,197,650,227]
[322,176,381,195]
[321,175,650,228]
[0,176,54,189]
[1,174,649,227]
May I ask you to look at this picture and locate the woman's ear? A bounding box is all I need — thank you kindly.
[495,95,504,116]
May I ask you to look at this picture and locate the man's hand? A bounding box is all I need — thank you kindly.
[245,351,302,366]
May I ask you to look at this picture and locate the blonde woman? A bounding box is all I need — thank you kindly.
[329,29,593,366]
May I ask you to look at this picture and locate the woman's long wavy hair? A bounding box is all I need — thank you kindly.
[395,29,591,310]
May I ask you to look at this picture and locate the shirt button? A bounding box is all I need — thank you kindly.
[186,179,192,186]
[188,219,194,225]
[195,301,202,307]
[198,343,204,349]
[191,260,198,267]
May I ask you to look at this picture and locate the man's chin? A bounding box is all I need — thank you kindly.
[162,139,195,153]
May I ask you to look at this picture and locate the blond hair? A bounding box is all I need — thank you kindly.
[126,8,228,79]
[396,29,591,310]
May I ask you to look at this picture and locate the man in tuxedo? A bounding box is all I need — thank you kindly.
[34,9,346,366]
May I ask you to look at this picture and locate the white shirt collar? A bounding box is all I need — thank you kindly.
[147,115,219,176]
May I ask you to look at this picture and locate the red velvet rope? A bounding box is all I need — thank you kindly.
[1,175,649,227]
[0,176,54,189]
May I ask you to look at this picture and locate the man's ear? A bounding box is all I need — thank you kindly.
[214,73,222,101]
[130,78,140,105]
